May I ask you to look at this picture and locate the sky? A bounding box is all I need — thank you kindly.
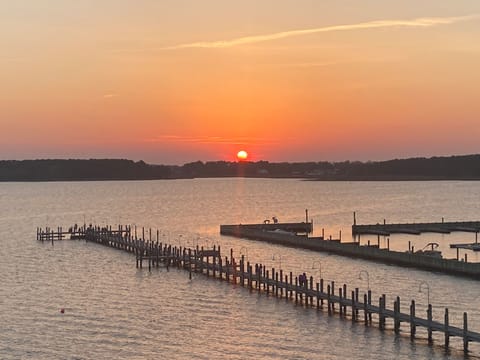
[1,1,480,164]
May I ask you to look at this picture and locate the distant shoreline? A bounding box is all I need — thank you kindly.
[1,155,480,182]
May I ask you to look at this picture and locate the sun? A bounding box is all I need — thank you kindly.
[237,150,248,161]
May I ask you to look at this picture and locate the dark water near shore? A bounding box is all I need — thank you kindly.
[1,179,480,359]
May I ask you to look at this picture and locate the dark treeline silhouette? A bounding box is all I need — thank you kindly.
[0,159,170,181]
[1,154,480,181]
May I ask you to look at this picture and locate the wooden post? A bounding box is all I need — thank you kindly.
[351,290,356,321]
[240,256,245,286]
[343,284,347,315]
[249,265,253,290]
[309,276,313,306]
[427,304,433,344]
[206,254,210,277]
[327,284,331,314]
[320,278,324,307]
[294,276,298,303]
[258,265,262,293]
[289,272,293,298]
[331,281,335,312]
[339,288,343,316]
[463,312,469,353]
[355,288,359,319]
[266,270,270,295]
[444,308,449,349]
[275,271,279,297]
[280,269,284,297]
[364,293,368,325]
[219,256,223,280]
[394,296,400,333]
[368,290,372,324]
[316,283,320,309]
[410,300,416,339]
[379,295,386,330]
[188,248,192,279]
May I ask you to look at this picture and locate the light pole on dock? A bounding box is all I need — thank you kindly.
[240,246,249,261]
[272,254,282,269]
[312,261,322,279]
[419,281,430,305]
[358,270,370,290]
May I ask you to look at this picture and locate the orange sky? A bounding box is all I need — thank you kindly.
[1,1,480,164]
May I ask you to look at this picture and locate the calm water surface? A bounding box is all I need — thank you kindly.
[1,179,480,359]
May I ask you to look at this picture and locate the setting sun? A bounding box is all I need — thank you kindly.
[237,150,248,161]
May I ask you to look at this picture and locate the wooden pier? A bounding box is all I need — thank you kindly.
[37,224,480,354]
[352,214,480,236]
[220,223,480,278]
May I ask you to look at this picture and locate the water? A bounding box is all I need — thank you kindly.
[1,179,480,359]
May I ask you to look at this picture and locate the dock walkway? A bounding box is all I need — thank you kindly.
[220,224,480,278]
[352,218,480,236]
[37,224,480,354]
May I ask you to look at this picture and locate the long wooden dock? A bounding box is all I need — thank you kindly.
[352,216,480,236]
[220,223,480,278]
[37,224,480,354]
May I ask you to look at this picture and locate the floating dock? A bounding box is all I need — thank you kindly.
[220,222,480,278]
[37,224,480,354]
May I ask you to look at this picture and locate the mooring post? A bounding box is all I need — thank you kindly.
[206,253,210,277]
[256,264,263,294]
[225,257,229,281]
[343,284,347,314]
[264,270,270,295]
[249,265,254,290]
[218,256,223,280]
[444,308,449,349]
[331,281,335,312]
[275,271,279,297]
[394,296,400,333]
[368,290,372,324]
[327,284,331,314]
[309,276,314,306]
[316,283,320,309]
[240,256,245,286]
[188,248,192,279]
[427,304,433,344]
[320,279,324,307]
[379,295,386,330]
[339,288,343,316]
[351,290,356,321]
[289,272,293,298]
[410,300,416,339]
[364,293,368,325]
[355,288,359,318]
[379,296,384,330]
[295,276,298,303]
[280,269,284,297]
[463,312,469,353]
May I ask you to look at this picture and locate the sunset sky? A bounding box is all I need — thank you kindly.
[1,1,480,164]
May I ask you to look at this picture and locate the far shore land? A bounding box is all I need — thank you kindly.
[1,154,480,182]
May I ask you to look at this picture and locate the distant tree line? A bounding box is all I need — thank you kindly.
[1,154,480,181]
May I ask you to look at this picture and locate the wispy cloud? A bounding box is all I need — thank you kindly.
[103,93,119,99]
[163,15,479,50]
[145,135,281,145]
